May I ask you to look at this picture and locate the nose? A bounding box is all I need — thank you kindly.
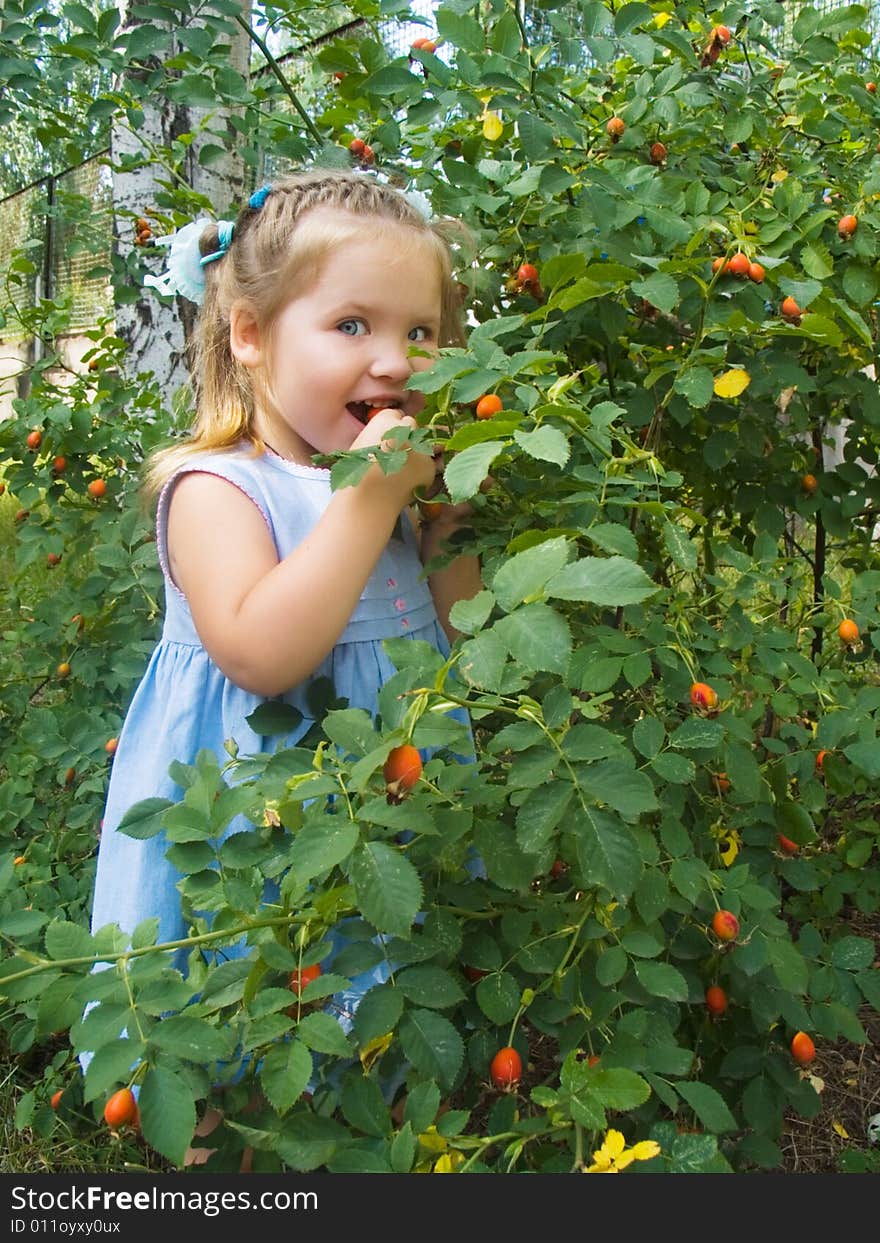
[368,335,414,382]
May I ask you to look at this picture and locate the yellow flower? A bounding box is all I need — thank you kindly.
[584,1128,661,1173]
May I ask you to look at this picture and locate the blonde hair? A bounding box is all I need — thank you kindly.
[144,169,468,497]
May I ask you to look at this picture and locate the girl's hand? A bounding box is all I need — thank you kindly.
[351,407,438,502]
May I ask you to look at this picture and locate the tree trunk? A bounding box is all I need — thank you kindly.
[110,2,252,410]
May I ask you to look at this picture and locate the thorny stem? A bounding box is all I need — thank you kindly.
[0,911,313,987]
[233,12,322,145]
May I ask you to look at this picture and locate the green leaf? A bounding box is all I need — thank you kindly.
[633,959,688,1001]
[801,241,833,280]
[390,1122,417,1173]
[651,752,696,784]
[491,536,570,612]
[149,1016,233,1064]
[399,1009,464,1090]
[591,1066,651,1111]
[448,590,495,634]
[458,629,508,691]
[404,1081,442,1133]
[276,1113,348,1172]
[117,798,174,840]
[573,808,642,900]
[632,717,665,759]
[844,739,880,779]
[581,759,658,818]
[352,983,404,1047]
[396,966,465,1009]
[349,842,423,937]
[775,801,816,845]
[474,971,521,1024]
[513,426,570,467]
[289,816,359,883]
[44,920,93,960]
[82,1039,144,1104]
[515,781,574,852]
[585,522,639,559]
[295,1011,353,1058]
[323,708,377,756]
[675,1081,738,1133]
[631,271,680,314]
[766,936,809,994]
[596,944,628,985]
[444,440,508,503]
[830,936,875,971]
[547,555,658,605]
[340,1073,390,1138]
[669,717,726,750]
[245,702,304,735]
[139,1067,196,1168]
[673,366,714,408]
[662,521,698,571]
[494,603,572,674]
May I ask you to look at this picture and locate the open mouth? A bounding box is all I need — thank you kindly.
[347,400,401,425]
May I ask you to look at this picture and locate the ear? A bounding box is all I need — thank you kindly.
[229,301,264,368]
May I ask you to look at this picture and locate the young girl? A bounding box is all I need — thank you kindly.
[85,170,481,1101]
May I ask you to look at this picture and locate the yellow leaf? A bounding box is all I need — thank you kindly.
[418,1125,448,1155]
[832,1120,850,1139]
[433,1152,464,1173]
[713,368,751,398]
[482,111,503,141]
[653,11,673,27]
[358,1030,393,1072]
[771,169,789,182]
[720,832,740,867]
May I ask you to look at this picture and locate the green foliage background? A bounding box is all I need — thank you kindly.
[0,0,879,1174]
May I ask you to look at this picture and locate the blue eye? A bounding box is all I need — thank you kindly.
[409,326,431,342]
[338,319,366,336]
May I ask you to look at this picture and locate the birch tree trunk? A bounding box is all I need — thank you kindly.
[111,2,252,410]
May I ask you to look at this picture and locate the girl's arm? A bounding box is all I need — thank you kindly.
[166,413,436,697]
[419,507,482,644]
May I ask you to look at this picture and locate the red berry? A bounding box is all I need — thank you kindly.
[52,456,67,474]
[348,138,366,156]
[690,681,718,709]
[103,1087,137,1128]
[790,1031,816,1066]
[705,984,727,1016]
[837,214,858,239]
[475,394,503,420]
[490,1046,522,1089]
[47,552,61,567]
[726,252,750,277]
[87,478,107,499]
[777,833,799,855]
[288,963,322,996]
[516,262,539,287]
[50,1089,63,1110]
[712,909,740,942]
[383,744,422,794]
[26,429,42,450]
[606,116,626,140]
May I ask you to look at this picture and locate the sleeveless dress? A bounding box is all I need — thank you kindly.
[87,445,467,1047]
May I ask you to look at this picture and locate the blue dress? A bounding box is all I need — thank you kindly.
[88,445,463,1046]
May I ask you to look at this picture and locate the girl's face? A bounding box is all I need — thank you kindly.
[242,220,443,464]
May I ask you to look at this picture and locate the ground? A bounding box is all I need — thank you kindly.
[779,910,880,1174]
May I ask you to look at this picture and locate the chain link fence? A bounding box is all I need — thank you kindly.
[1,1,877,343]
